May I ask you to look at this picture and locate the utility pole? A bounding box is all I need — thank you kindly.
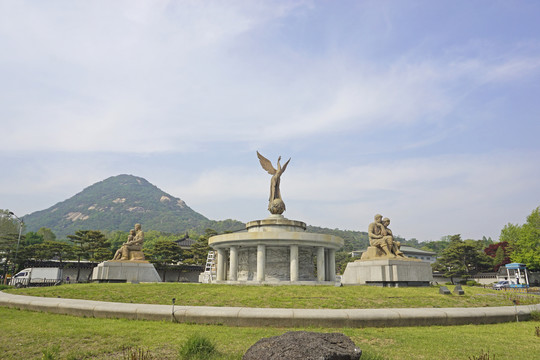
[7,212,24,284]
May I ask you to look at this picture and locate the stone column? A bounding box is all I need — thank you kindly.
[325,250,330,280]
[290,245,299,282]
[328,248,336,281]
[216,248,226,281]
[257,244,266,282]
[229,246,238,281]
[317,246,325,282]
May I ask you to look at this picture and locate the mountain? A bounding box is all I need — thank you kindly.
[23,174,244,238]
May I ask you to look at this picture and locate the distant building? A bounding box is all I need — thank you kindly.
[352,246,437,263]
[400,246,437,263]
[174,234,196,250]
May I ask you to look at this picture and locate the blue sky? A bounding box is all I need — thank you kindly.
[1,1,539,242]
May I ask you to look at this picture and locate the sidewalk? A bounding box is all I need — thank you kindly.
[1,291,538,328]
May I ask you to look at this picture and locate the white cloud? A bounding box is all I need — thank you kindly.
[1,1,539,246]
[3,2,540,154]
[174,150,540,241]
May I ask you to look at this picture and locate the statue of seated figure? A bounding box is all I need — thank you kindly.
[112,224,145,261]
[361,214,405,260]
[381,217,404,258]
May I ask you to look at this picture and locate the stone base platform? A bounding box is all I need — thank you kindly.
[92,261,162,283]
[341,259,433,287]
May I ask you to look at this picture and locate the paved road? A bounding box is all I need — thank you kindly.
[1,291,538,328]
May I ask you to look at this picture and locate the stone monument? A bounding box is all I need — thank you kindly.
[206,152,344,284]
[112,224,145,260]
[257,151,290,215]
[362,214,404,259]
[92,223,161,283]
[341,214,433,287]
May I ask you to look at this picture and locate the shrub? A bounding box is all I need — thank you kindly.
[178,334,218,360]
[530,311,540,322]
[466,280,480,287]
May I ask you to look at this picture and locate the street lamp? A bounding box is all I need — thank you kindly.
[8,212,23,282]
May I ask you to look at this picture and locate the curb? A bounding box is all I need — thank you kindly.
[1,291,539,328]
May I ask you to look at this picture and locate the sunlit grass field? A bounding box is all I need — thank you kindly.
[6,282,539,308]
[2,284,540,359]
[0,307,539,360]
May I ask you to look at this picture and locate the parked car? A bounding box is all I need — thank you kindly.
[493,280,509,290]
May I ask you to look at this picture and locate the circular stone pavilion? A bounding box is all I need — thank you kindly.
[209,215,343,283]
[208,152,344,284]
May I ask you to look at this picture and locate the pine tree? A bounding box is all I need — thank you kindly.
[68,230,111,281]
[147,239,182,278]
[183,229,217,265]
[432,235,493,283]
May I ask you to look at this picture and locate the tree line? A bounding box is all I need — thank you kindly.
[0,209,215,282]
[426,207,539,282]
[1,206,538,282]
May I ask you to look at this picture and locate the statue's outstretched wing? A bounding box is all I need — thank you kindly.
[281,158,291,174]
[257,151,276,175]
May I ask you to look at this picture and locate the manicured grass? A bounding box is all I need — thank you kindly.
[6,283,539,309]
[0,307,539,359]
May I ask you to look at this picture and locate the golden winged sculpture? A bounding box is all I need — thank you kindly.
[257,151,291,215]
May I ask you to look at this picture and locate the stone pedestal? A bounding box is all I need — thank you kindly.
[92,261,162,283]
[341,259,433,287]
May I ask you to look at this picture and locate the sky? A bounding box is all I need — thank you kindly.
[1,1,539,242]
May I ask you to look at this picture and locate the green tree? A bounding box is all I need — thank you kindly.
[420,237,451,254]
[432,235,493,284]
[183,229,216,265]
[484,241,510,271]
[25,243,50,262]
[493,246,505,270]
[499,223,522,249]
[37,227,57,242]
[23,232,44,246]
[479,236,494,248]
[0,210,25,281]
[147,239,183,279]
[335,251,360,275]
[402,238,420,248]
[509,206,540,271]
[68,230,111,281]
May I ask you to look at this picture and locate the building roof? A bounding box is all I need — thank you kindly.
[400,246,436,256]
[174,238,196,247]
[354,246,436,256]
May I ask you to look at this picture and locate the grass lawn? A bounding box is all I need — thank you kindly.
[5,283,540,309]
[0,307,539,360]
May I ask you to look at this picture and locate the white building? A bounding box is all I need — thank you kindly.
[399,246,437,263]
